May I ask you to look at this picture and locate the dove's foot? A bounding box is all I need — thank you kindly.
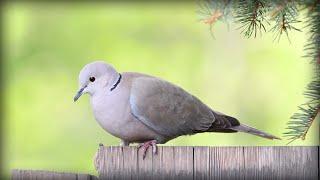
[138,140,157,159]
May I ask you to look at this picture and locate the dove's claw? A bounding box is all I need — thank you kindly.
[138,140,157,159]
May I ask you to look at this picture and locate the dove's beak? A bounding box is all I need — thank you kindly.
[74,86,86,102]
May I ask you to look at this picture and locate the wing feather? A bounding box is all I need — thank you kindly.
[129,77,215,138]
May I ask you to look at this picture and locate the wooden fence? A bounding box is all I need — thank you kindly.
[12,146,319,180]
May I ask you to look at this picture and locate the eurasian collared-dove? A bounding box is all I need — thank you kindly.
[74,61,280,158]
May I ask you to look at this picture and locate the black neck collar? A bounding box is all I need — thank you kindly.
[110,73,122,91]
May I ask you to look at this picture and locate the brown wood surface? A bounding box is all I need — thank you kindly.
[11,169,98,180]
[11,146,319,180]
[95,146,319,180]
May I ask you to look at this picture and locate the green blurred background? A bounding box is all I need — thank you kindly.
[2,1,319,177]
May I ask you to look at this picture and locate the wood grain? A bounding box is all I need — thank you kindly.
[11,169,97,180]
[96,146,319,180]
[11,146,319,180]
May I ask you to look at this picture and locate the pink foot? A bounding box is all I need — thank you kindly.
[138,140,157,159]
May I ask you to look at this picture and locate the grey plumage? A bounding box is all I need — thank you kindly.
[74,61,280,148]
[130,77,215,142]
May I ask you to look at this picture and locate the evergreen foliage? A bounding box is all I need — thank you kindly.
[199,0,320,143]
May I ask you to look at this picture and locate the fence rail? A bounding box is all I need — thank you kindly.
[11,169,98,180]
[11,146,319,180]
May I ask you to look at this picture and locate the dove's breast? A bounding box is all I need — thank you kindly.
[90,73,160,143]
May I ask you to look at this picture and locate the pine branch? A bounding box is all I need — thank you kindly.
[269,1,301,42]
[198,0,320,143]
[236,0,269,38]
[284,0,320,143]
[197,0,233,36]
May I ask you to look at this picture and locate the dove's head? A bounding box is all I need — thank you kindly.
[74,61,119,102]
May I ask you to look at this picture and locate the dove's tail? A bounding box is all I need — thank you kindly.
[208,111,281,140]
[230,123,281,140]
[208,111,280,139]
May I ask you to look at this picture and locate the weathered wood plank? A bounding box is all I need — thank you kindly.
[11,169,98,180]
[11,146,319,180]
[95,146,319,180]
[153,146,175,180]
[243,146,281,179]
[210,147,245,180]
[122,146,138,180]
[278,146,318,180]
[137,145,153,180]
[194,146,210,180]
[104,146,124,180]
[173,146,193,180]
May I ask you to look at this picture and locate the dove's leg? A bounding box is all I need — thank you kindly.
[138,140,157,159]
[120,140,130,146]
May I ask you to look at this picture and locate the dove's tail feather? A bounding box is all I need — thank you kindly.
[230,124,281,140]
[207,112,281,140]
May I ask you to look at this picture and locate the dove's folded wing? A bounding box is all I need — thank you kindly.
[129,77,215,138]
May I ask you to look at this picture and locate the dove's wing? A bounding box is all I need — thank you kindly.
[129,77,215,138]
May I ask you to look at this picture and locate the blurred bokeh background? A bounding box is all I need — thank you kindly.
[2,1,319,177]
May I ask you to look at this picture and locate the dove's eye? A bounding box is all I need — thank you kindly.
[89,77,95,82]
